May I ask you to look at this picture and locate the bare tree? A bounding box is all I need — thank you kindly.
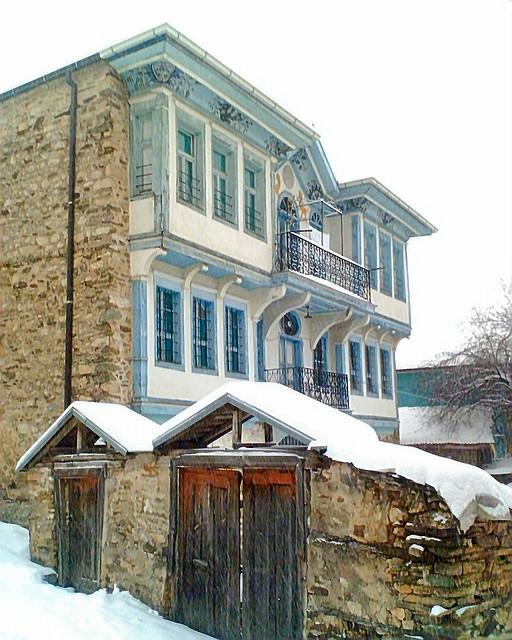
[426,284,512,423]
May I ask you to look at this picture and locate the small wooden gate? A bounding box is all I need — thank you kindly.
[176,465,303,640]
[55,468,103,593]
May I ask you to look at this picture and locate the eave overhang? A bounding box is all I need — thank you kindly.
[337,177,438,239]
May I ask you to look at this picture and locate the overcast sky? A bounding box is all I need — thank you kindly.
[1,0,511,367]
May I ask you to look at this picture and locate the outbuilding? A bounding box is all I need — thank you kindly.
[17,382,512,639]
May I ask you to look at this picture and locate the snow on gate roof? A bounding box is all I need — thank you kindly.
[15,383,512,531]
[155,382,512,531]
[16,401,159,472]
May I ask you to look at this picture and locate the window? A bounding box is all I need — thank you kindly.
[256,319,265,381]
[351,215,361,263]
[225,305,246,375]
[393,239,406,301]
[349,339,363,394]
[156,286,182,365]
[380,348,393,398]
[244,157,265,237]
[177,129,201,206]
[379,231,392,296]
[212,139,236,224]
[192,296,215,370]
[335,343,346,375]
[364,221,378,289]
[131,110,153,196]
[365,344,378,395]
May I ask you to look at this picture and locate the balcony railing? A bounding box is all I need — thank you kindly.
[275,232,371,301]
[265,366,350,410]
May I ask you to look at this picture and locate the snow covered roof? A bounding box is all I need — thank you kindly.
[15,384,512,531]
[153,381,378,449]
[155,382,512,531]
[16,402,159,472]
[399,406,494,445]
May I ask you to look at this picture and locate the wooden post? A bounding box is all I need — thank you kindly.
[264,422,273,444]
[232,409,242,449]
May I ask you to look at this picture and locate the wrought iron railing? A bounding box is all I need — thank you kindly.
[213,188,235,223]
[265,367,350,410]
[275,232,371,301]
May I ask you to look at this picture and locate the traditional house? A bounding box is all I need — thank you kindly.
[17,382,512,640]
[1,24,436,522]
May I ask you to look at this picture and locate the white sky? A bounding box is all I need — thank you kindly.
[1,0,511,367]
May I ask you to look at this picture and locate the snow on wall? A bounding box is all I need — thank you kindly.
[399,406,494,445]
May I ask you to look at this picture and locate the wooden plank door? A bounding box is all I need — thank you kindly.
[177,469,241,640]
[57,474,101,593]
[242,469,302,640]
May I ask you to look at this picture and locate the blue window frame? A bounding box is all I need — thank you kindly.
[379,232,392,296]
[380,348,393,398]
[352,215,361,263]
[335,343,346,375]
[365,344,378,396]
[393,239,406,301]
[225,305,246,375]
[349,339,363,394]
[256,319,265,381]
[192,296,215,370]
[156,285,182,365]
[313,336,328,372]
[364,221,378,289]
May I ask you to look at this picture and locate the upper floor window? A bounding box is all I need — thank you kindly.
[393,239,406,301]
[365,344,378,396]
[225,304,246,376]
[349,338,363,395]
[212,138,236,225]
[380,347,393,398]
[176,111,204,209]
[379,231,392,296]
[156,285,182,366]
[192,296,216,370]
[364,221,378,290]
[351,215,361,264]
[131,109,153,197]
[244,156,265,238]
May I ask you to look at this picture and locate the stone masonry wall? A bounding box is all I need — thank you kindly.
[0,61,132,524]
[307,460,512,639]
[102,454,170,613]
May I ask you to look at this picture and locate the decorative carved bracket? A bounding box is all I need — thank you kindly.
[183,263,208,290]
[263,291,310,339]
[249,284,287,321]
[217,275,242,300]
[309,308,352,350]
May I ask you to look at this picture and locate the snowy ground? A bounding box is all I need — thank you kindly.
[0,522,214,640]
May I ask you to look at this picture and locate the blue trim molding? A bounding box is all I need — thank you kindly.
[132,279,148,401]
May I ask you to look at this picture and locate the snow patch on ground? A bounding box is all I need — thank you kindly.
[0,522,213,640]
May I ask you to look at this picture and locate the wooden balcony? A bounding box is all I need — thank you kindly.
[275,232,371,301]
[265,366,350,410]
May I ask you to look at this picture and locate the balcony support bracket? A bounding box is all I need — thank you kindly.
[263,291,310,339]
[249,284,287,321]
[309,308,352,350]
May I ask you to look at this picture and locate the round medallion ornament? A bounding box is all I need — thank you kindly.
[282,165,295,190]
[280,312,300,337]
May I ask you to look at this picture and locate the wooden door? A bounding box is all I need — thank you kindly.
[57,474,102,593]
[242,470,302,640]
[177,469,241,640]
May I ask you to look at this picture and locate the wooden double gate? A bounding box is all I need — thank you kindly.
[176,467,304,640]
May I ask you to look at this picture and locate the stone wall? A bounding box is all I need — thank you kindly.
[307,460,512,639]
[0,61,132,524]
[102,454,170,613]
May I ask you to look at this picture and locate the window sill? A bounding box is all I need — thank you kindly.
[191,366,219,376]
[243,227,267,243]
[155,360,185,372]
[213,212,238,229]
[226,370,249,380]
[177,197,205,215]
